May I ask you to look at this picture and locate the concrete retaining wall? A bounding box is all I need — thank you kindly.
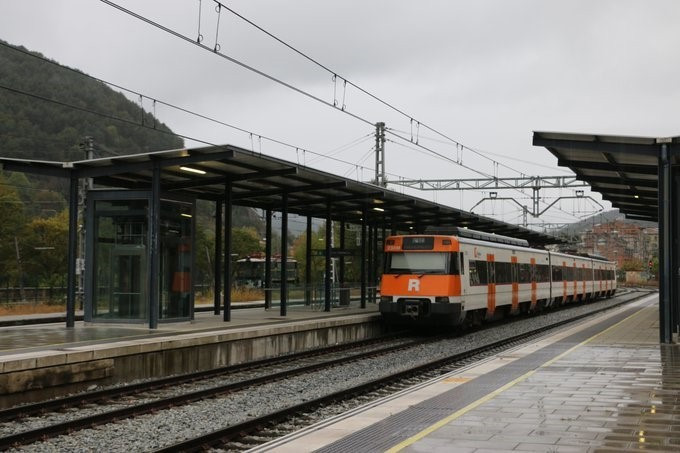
[0,314,383,407]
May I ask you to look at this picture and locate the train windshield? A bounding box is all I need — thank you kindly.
[385,252,460,275]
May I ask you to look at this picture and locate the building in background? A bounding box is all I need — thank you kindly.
[578,220,658,268]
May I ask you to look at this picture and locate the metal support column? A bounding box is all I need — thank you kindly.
[339,219,346,286]
[305,215,312,305]
[674,166,680,337]
[223,181,232,322]
[659,143,673,343]
[281,192,288,316]
[374,122,386,187]
[149,163,161,329]
[214,201,222,315]
[360,208,367,309]
[379,224,385,294]
[367,224,373,303]
[372,225,379,303]
[325,201,332,312]
[66,173,79,328]
[265,208,272,309]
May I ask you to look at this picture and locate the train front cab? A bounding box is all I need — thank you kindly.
[379,235,465,327]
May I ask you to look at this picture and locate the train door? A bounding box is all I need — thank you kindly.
[530,257,537,310]
[460,250,468,300]
[110,246,147,319]
[511,256,519,314]
[486,254,496,318]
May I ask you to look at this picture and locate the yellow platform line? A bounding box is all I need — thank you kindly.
[385,306,649,453]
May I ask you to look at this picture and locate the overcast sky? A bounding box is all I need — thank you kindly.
[1,0,678,228]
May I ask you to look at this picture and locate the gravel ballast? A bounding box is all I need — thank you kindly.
[5,293,648,452]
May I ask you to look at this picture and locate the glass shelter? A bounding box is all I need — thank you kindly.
[85,190,195,324]
[0,145,565,331]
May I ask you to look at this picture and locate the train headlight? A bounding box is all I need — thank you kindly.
[435,296,450,303]
[380,296,392,303]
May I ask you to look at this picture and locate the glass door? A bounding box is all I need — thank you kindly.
[92,198,148,321]
[110,247,147,319]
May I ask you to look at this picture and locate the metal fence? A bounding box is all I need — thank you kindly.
[0,286,67,305]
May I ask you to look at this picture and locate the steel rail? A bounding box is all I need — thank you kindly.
[153,290,651,452]
[0,332,408,422]
[0,334,433,449]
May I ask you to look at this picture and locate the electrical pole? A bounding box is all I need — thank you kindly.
[374,122,386,187]
[77,136,94,309]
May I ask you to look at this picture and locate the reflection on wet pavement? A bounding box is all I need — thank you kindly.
[0,325,156,353]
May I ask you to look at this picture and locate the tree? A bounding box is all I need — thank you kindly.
[620,260,644,272]
[21,210,68,286]
[292,228,326,284]
[232,227,263,259]
[0,173,26,285]
[194,225,215,286]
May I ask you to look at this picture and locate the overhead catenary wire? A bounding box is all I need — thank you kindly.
[100,0,375,128]
[305,133,374,165]
[99,2,593,224]
[0,81,421,186]
[387,136,582,221]
[0,42,417,184]
[386,131,586,219]
[388,128,572,175]
[99,0,554,184]
[5,8,589,227]
[206,0,534,176]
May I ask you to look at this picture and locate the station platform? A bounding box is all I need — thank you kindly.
[260,293,679,452]
[0,302,381,405]
[0,302,378,355]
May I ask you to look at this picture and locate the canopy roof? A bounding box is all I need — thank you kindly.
[532,131,679,223]
[0,143,564,246]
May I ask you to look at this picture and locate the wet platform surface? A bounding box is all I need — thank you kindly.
[261,293,680,453]
[0,302,380,356]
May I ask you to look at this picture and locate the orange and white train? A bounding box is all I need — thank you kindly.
[379,228,616,327]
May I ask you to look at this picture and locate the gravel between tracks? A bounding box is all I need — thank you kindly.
[6,294,645,452]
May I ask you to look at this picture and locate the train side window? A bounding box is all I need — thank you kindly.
[552,266,562,282]
[460,253,465,275]
[471,260,488,285]
[495,262,511,284]
[543,264,551,282]
[487,261,495,284]
[519,263,531,283]
[469,260,479,286]
[448,252,461,275]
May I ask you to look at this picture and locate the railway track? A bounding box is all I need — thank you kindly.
[157,290,651,452]
[0,333,432,450]
[0,290,651,451]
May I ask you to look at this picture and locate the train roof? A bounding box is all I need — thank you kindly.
[424,226,530,248]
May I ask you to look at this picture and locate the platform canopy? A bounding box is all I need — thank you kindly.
[0,143,562,246]
[533,130,679,344]
[532,131,680,222]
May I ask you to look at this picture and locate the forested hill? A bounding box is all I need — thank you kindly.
[0,40,183,162]
[0,40,267,289]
